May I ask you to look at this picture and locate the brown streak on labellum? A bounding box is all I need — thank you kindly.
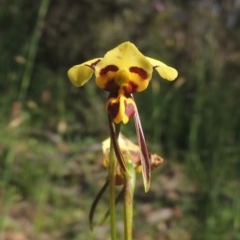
[107,101,119,121]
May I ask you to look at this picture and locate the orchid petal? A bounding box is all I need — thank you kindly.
[146,57,178,81]
[67,58,101,87]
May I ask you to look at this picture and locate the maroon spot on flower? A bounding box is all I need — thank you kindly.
[123,81,138,94]
[104,80,119,94]
[124,100,135,118]
[129,66,148,79]
[100,65,119,75]
[107,100,119,120]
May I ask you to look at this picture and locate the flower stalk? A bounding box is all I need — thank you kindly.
[108,122,121,240]
[109,139,117,240]
[124,160,136,240]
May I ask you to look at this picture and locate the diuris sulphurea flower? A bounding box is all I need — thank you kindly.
[68,41,178,240]
[67,41,178,192]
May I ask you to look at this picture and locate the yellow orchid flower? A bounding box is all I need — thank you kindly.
[68,41,178,192]
[69,42,178,235]
[67,41,178,124]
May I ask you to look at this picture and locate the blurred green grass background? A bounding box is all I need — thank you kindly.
[0,0,240,239]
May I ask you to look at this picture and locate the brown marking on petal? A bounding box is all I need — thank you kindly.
[129,66,148,79]
[85,59,101,69]
[124,100,135,118]
[123,81,138,94]
[100,65,118,75]
[107,100,119,120]
[104,80,119,95]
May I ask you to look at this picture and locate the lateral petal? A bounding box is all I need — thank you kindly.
[146,57,178,81]
[67,58,101,87]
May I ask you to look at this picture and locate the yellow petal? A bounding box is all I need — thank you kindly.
[146,57,178,81]
[67,58,101,87]
[95,42,153,92]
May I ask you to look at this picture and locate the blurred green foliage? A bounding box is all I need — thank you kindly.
[1,0,240,239]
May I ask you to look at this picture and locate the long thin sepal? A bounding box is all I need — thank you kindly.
[108,114,128,174]
[89,180,109,231]
[100,186,124,225]
[133,98,151,192]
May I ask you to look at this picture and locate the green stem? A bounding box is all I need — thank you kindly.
[109,139,117,240]
[109,123,121,240]
[18,0,50,103]
[124,162,136,240]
